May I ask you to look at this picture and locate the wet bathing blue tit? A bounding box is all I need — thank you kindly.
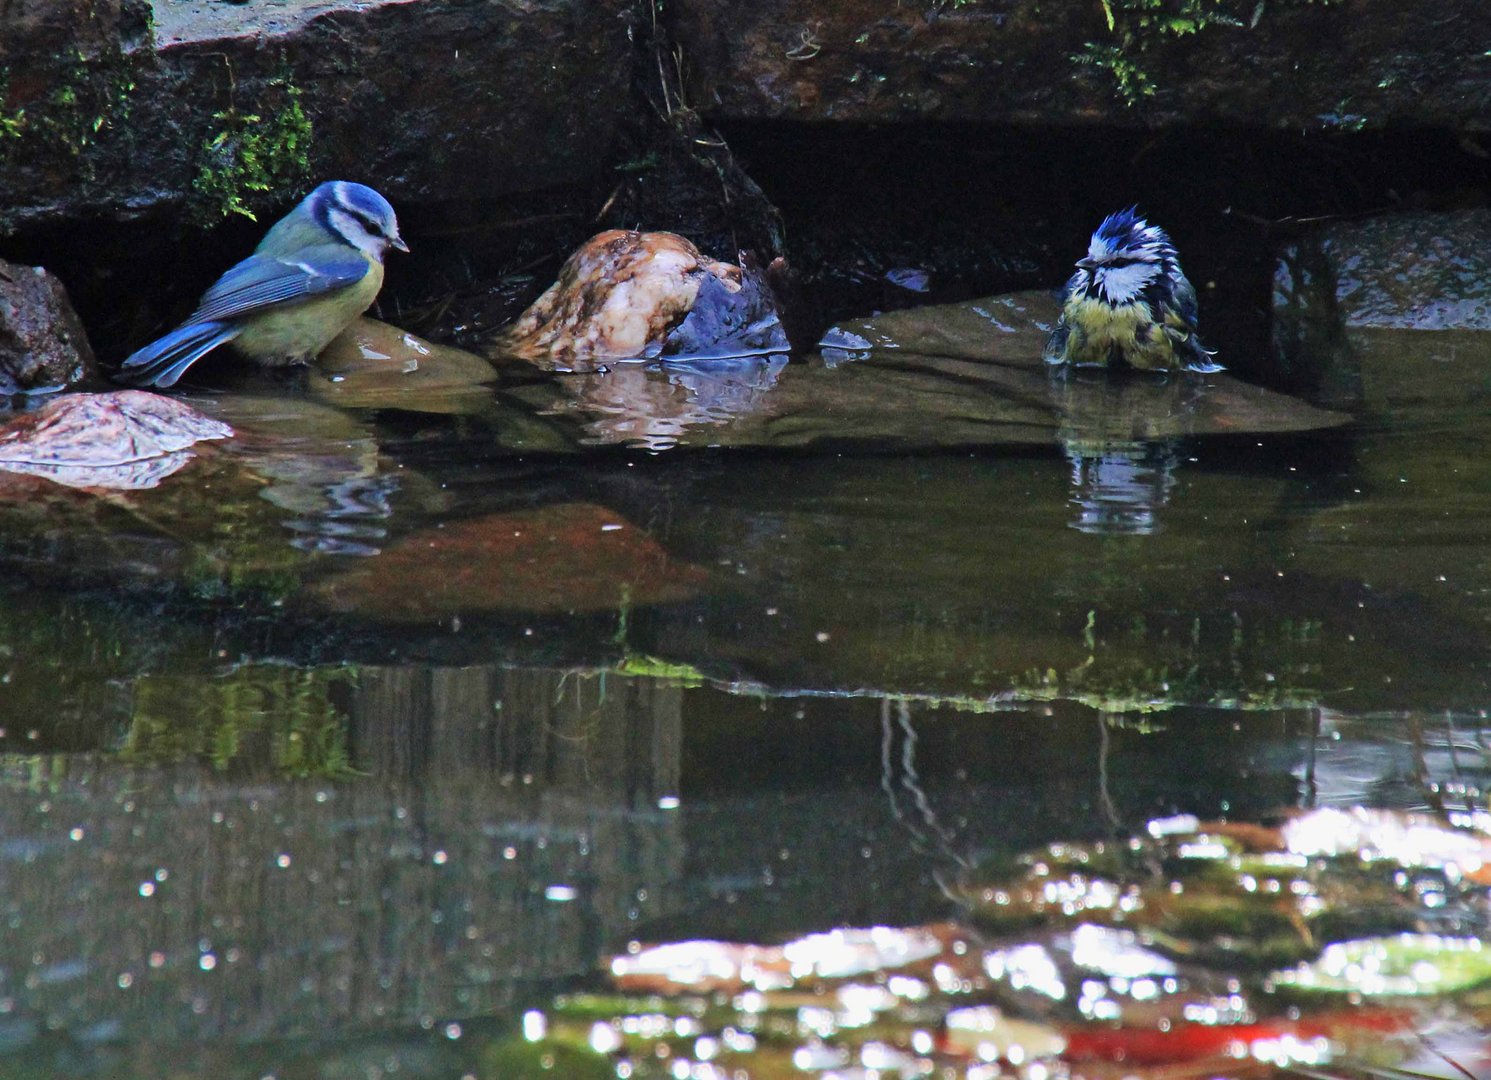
[1043,207,1220,373]
[116,181,408,388]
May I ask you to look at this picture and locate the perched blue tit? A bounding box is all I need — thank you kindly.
[117,181,408,388]
[1043,207,1220,373]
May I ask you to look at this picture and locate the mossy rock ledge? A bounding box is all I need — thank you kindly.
[0,0,636,232]
[670,0,1491,129]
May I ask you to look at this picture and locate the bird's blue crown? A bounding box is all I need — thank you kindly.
[307,181,395,230]
[1088,206,1177,265]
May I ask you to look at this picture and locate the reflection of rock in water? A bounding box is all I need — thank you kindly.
[489,230,787,370]
[1064,438,1180,535]
[349,665,682,799]
[553,356,788,451]
[0,664,684,1042]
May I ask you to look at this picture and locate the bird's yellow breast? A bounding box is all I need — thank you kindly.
[232,258,383,366]
[1059,295,1178,371]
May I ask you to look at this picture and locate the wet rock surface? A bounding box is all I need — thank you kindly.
[506,291,1346,452]
[1272,210,1491,409]
[1275,209,1491,332]
[0,258,96,393]
[0,0,634,231]
[0,389,229,489]
[669,0,1491,130]
[311,317,503,415]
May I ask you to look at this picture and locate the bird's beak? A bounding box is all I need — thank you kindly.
[1075,256,1098,270]
[390,235,410,254]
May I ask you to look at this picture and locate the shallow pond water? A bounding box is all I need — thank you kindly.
[1,296,1489,1077]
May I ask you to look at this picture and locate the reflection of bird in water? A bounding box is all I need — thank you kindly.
[278,474,400,557]
[1064,440,1180,536]
[116,181,407,388]
[1044,208,1219,373]
[489,230,788,371]
[1051,368,1196,535]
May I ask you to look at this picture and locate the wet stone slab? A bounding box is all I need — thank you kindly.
[503,291,1347,452]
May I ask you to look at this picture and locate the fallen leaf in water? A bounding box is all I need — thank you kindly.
[960,807,1491,971]
[313,502,710,618]
[1280,805,1491,877]
[1271,934,1491,997]
[1061,1006,1412,1065]
[0,390,231,490]
[609,924,966,996]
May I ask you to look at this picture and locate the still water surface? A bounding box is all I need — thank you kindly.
[0,296,1488,1076]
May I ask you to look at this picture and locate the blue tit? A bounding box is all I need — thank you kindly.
[1043,207,1220,373]
[116,181,408,388]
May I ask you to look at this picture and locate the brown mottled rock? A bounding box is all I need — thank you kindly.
[489,230,788,371]
[0,0,635,231]
[314,502,711,619]
[0,389,230,489]
[669,0,1491,131]
[0,258,97,392]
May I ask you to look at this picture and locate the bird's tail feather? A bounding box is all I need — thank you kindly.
[115,321,239,388]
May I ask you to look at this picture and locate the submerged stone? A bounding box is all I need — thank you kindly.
[0,258,96,394]
[489,230,788,371]
[312,502,711,620]
[515,906,1453,1075]
[960,807,1491,969]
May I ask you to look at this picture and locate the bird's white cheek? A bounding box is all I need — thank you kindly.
[1098,263,1158,304]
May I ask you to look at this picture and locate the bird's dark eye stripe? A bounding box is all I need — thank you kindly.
[336,204,383,236]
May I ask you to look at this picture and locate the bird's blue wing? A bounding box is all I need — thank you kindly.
[116,320,240,388]
[186,245,370,325]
